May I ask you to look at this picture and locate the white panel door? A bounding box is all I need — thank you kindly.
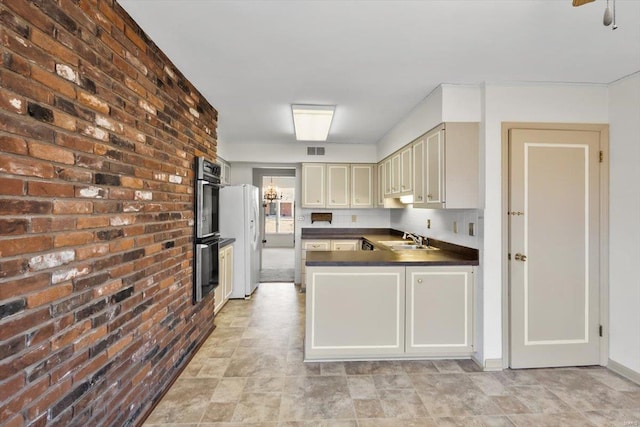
[509,129,601,369]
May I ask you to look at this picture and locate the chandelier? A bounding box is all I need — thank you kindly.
[263,178,282,202]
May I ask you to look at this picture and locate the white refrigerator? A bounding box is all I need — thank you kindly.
[219,185,261,298]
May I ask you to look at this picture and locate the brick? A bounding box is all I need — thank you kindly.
[0,155,55,179]
[93,279,123,298]
[55,166,94,183]
[80,123,109,141]
[54,231,94,248]
[2,51,31,77]
[52,110,78,132]
[26,322,55,347]
[52,266,90,285]
[78,91,109,114]
[94,173,121,186]
[0,299,26,320]
[75,243,109,261]
[0,134,28,155]
[30,26,79,67]
[51,320,91,351]
[0,235,52,257]
[28,250,75,271]
[106,334,132,358]
[4,413,23,427]
[0,258,28,279]
[76,185,107,199]
[25,376,72,421]
[52,200,93,214]
[0,219,29,235]
[120,176,143,189]
[30,65,77,99]
[30,217,76,233]
[0,374,25,402]
[56,132,95,153]
[0,28,55,72]
[27,283,73,307]
[0,90,26,115]
[0,274,49,301]
[76,216,109,230]
[28,181,75,197]
[54,96,95,123]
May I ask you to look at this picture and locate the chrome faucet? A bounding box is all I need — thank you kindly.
[402,232,423,245]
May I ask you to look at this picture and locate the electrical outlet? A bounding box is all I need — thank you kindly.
[453,221,458,233]
[351,215,357,222]
[426,219,431,229]
[469,222,475,236]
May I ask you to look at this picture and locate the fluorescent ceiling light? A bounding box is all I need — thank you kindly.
[292,105,335,141]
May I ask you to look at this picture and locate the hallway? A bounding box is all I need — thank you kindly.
[144,283,640,426]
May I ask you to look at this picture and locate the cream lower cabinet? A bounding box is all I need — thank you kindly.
[305,265,474,361]
[305,266,406,359]
[214,244,234,314]
[405,266,474,356]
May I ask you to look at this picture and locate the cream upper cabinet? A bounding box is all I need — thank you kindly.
[391,153,401,195]
[376,162,385,206]
[412,136,426,207]
[302,163,375,209]
[399,145,412,195]
[326,164,350,208]
[405,266,474,355]
[351,164,374,208]
[383,158,393,197]
[423,123,479,209]
[302,163,326,208]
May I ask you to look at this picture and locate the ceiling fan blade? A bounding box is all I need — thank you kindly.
[573,0,596,6]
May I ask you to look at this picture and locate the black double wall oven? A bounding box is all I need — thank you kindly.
[194,157,222,303]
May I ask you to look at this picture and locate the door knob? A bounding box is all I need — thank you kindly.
[514,253,527,261]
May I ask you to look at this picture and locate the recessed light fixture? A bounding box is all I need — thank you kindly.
[291,104,335,141]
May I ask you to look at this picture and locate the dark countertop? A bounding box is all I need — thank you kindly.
[219,237,235,248]
[303,228,479,267]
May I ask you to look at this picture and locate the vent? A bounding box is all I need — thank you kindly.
[307,147,325,156]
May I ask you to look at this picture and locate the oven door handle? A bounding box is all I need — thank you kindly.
[200,180,226,188]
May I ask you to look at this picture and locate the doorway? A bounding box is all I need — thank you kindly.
[253,168,296,283]
[503,123,609,369]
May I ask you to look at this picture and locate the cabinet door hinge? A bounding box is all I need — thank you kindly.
[599,325,603,337]
[599,151,604,163]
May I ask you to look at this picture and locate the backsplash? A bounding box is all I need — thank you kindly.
[297,208,391,228]
[390,207,480,249]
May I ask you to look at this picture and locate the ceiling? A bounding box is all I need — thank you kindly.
[118,0,640,146]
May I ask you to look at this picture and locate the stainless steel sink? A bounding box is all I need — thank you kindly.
[390,244,439,251]
[377,241,439,251]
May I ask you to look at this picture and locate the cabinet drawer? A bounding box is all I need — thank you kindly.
[303,240,330,251]
[330,240,360,251]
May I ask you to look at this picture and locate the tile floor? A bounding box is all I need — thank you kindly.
[144,283,640,427]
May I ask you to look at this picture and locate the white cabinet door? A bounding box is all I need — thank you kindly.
[425,127,444,207]
[301,240,331,290]
[302,163,326,208]
[351,164,373,208]
[326,164,350,208]
[383,158,393,197]
[305,266,406,360]
[399,145,412,195]
[391,153,401,195]
[412,137,426,207]
[223,245,233,300]
[376,162,385,206]
[405,266,474,355]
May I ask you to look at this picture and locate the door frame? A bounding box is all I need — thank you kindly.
[501,122,610,369]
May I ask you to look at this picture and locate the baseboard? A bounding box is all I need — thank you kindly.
[608,358,640,385]
[471,355,503,371]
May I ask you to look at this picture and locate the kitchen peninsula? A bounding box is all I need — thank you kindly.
[302,229,479,361]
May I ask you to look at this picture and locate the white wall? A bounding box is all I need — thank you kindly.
[481,83,609,364]
[608,72,640,375]
[221,141,377,163]
[377,86,443,160]
[390,208,479,249]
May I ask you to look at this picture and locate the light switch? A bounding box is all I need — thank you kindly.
[351,215,357,222]
[426,219,431,229]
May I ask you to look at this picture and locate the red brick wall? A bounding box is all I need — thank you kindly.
[0,1,219,425]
